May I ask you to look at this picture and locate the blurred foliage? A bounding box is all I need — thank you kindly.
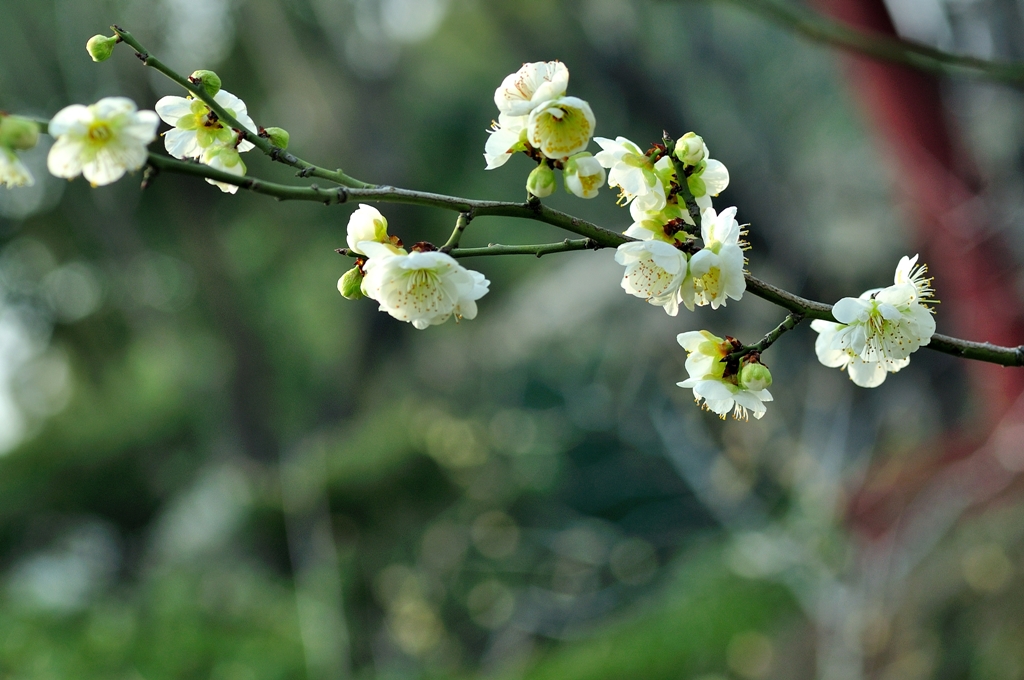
[2,0,1024,679]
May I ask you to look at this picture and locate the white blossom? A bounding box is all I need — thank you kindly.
[493,61,569,117]
[563,153,605,198]
[676,331,773,420]
[200,144,246,194]
[47,97,159,186]
[686,206,746,310]
[359,244,490,329]
[484,113,527,170]
[155,90,257,160]
[615,239,690,316]
[346,204,392,255]
[810,255,936,387]
[0,147,34,188]
[527,97,595,160]
[594,136,665,212]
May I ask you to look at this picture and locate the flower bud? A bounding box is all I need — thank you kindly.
[338,266,365,300]
[563,152,606,199]
[0,116,40,151]
[86,34,118,62]
[674,132,705,166]
[526,163,556,198]
[739,361,773,391]
[190,70,222,97]
[264,126,290,149]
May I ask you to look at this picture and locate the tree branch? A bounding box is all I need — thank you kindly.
[142,154,1023,368]
[709,0,1024,85]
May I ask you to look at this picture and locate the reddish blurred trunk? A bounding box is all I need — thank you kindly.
[817,0,1024,532]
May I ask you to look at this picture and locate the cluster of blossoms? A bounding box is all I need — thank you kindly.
[1,39,948,422]
[676,331,774,420]
[485,62,605,199]
[811,255,936,387]
[338,205,490,330]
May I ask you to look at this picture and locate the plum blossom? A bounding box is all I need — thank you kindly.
[811,255,936,387]
[594,136,665,212]
[346,204,394,256]
[676,331,773,420]
[359,244,490,330]
[155,90,256,160]
[47,97,159,186]
[527,97,595,160]
[200,144,246,194]
[563,152,605,199]
[686,206,746,310]
[615,239,690,316]
[493,61,569,117]
[0,148,33,188]
[484,114,527,170]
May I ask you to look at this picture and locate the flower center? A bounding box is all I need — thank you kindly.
[696,266,721,299]
[627,258,674,297]
[87,122,112,143]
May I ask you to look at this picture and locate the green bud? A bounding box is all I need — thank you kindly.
[739,362,773,391]
[86,34,118,62]
[0,116,40,151]
[264,126,290,149]
[190,70,222,97]
[526,163,556,198]
[338,266,365,300]
[674,132,706,166]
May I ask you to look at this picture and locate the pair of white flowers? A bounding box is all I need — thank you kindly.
[615,206,746,315]
[41,88,256,194]
[485,61,605,199]
[341,205,490,330]
[811,255,936,387]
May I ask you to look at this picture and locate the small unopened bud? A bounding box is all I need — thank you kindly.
[526,163,556,198]
[86,34,118,62]
[739,362,773,391]
[674,132,705,166]
[264,126,290,149]
[0,116,39,151]
[190,70,222,97]
[338,266,365,300]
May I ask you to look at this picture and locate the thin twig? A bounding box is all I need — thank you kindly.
[111,25,372,189]
[708,0,1024,85]
[441,212,472,253]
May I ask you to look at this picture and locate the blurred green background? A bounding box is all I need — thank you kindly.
[2,0,1024,678]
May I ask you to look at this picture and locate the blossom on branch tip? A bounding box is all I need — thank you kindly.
[527,97,595,160]
[359,243,490,330]
[563,152,605,199]
[676,331,772,420]
[494,61,569,117]
[594,136,665,212]
[346,204,393,256]
[685,207,746,310]
[615,239,690,316]
[47,97,158,186]
[674,132,706,167]
[0,147,34,188]
[155,90,256,160]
